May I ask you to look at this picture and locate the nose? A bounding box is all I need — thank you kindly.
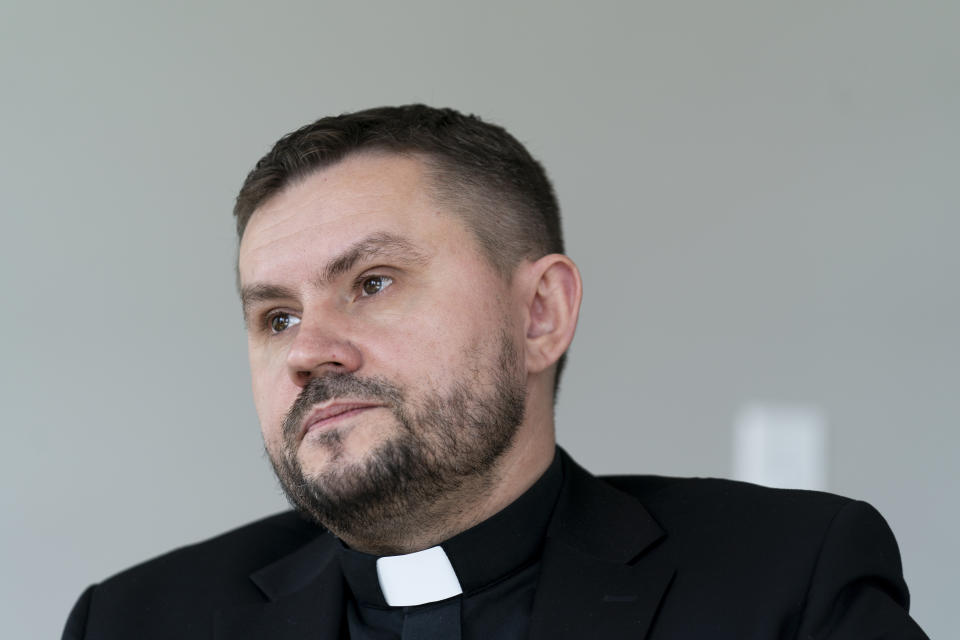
[285,314,363,387]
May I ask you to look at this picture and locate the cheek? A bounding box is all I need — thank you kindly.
[368,298,500,387]
[247,342,293,439]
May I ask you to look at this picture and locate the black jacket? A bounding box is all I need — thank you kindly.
[63,450,927,639]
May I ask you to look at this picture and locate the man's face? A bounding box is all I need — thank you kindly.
[237,152,528,544]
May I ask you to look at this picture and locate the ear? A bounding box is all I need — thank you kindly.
[520,254,583,376]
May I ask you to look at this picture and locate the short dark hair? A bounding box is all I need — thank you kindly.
[234,104,568,393]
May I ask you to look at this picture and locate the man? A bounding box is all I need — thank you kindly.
[63,105,927,639]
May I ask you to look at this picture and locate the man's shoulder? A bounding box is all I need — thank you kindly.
[598,472,864,545]
[593,472,899,567]
[64,512,326,638]
[601,472,850,515]
[95,510,322,596]
[578,472,922,638]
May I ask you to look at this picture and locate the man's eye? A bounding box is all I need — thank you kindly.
[268,313,300,334]
[360,275,393,297]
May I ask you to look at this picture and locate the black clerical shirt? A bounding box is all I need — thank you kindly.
[337,451,563,640]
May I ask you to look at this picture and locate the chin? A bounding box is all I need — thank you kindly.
[299,421,395,470]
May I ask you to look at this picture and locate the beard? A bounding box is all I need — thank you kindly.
[265,331,526,547]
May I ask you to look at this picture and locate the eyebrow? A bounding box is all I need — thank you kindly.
[318,232,428,286]
[240,232,429,320]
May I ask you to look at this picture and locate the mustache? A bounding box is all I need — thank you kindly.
[281,373,404,440]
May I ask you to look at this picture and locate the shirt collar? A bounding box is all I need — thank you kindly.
[338,448,563,606]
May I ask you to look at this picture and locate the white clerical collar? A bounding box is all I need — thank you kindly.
[375,545,464,606]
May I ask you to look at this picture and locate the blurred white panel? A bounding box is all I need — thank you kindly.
[733,404,828,490]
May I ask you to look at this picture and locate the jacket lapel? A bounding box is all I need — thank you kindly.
[529,452,675,640]
[214,532,345,640]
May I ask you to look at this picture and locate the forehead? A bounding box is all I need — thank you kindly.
[238,152,466,283]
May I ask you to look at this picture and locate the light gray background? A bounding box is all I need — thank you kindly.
[1,2,954,637]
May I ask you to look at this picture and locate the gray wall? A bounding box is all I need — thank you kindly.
[2,2,954,637]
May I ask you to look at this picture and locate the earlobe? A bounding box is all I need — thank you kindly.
[523,254,583,374]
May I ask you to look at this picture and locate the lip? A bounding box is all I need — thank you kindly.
[300,401,383,437]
